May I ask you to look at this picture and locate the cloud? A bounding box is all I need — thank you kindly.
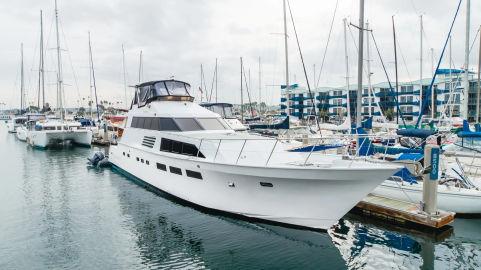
[0,0,480,109]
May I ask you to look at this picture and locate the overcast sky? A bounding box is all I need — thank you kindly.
[1,0,481,109]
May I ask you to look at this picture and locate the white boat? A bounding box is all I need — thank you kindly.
[200,102,247,131]
[109,79,400,230]
[26,119,92,148]
[372,179,481,214]
[6,117,27,133]
[15,113,46,141]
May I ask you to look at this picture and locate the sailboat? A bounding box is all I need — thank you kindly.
[7,44,27,133]
[25,0,92,148]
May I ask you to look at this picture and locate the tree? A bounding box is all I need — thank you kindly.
[384,108,394,121]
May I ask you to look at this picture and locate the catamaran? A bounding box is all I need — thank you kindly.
[108,79,400,230]
[25,0,92,148]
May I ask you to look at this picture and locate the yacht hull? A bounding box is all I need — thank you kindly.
[372,180,481,214]
[110,143,397,230]
[27,130,93,148]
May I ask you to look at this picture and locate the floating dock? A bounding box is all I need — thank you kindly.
[353,194,455,229]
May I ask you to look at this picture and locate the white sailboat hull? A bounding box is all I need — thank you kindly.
[15,127,27,141]
[109,143,397,230]
[372,180,481,214]
[27,129,93,148]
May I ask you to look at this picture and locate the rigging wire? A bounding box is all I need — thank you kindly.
[286,0,320,130]
[241,62,255,118]
[59,16,82,108]
[369,30,407,128]
[314,0,339,89]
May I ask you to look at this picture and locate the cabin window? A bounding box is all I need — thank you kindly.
[186,170,203,180]
[174,118,202,131]
[156,163,167,171]
[141,159,144,163]
[260,182,273,187]
[127,154,130,158]
[160,138,205,158]
[196,118,227,130]
[136,157,139,161]
[159,118,180,131]
[131,117,139,128]
[169,166,182,175]
[146,160,149,165]
[151,118,160,130]
[144,118,152,129]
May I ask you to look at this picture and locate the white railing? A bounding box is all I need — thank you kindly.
[182,133,400,167]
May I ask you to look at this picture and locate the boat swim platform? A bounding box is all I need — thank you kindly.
[352,194,455,230]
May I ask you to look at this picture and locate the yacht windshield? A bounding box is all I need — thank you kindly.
[224,106,234,118]
[160,81,191,96]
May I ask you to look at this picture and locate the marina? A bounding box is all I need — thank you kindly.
[1,0,481,269]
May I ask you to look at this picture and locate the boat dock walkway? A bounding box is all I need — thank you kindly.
[353,194,455,229]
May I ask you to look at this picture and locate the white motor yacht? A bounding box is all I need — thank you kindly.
[109,80,400,230]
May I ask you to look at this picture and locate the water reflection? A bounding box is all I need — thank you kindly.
[110,172,346,269]
[330,214,480,270]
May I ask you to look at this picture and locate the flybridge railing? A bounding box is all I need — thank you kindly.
[174,133,401,167]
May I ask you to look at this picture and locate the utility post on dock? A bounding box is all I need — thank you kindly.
[422,145,440,215]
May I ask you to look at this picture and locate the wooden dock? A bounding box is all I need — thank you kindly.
[353,194,455,229]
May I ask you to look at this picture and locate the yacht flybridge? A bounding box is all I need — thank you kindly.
[109,79,401,230]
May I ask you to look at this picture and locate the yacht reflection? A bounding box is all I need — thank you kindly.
[111,170,346,269]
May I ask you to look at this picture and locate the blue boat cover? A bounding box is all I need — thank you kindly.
[393,167,418,184]
[289,144,344,152]
[396,153,423,161]
[458,120,481,138]
[396,129,434,139]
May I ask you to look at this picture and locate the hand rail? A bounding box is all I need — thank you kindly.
[265,140,279,166]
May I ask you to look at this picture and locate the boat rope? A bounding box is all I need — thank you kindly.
[314,0,339,89]
[286,0,320,131]
[415,0,463,128]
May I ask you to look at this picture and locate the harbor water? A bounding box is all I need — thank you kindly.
[0,122,480,270]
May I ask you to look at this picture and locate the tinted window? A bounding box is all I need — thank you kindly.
[182,143,198,156]
[174,118,203,131]
[156,163,166,171]
[131,117,138,128]
[144,117,152,129]
[159,118,180,131]
[172,140,182,153]
[160,138,205,158]
[151,118,160,130]
[169,166,182,175]
[197,118,227,130]
[186,170,203,180]
[137,117,145,129]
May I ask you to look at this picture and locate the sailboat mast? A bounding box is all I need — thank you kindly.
[366,21,372,118]
[240,57,244,123]
[38,10,45,109]
[392,16,399,124]
[20,43,24,113]
[88,32,100,122]
[476,25,481,123]
[431,48,434,119]
[343,18,351,123]
[462,0,471,120]
[283,0,290,117]
[138,50,143,83]
[122,44,128,109]
[356,0,364,128]
[419,15,423,118]
[449,37,453,117]
[54,0,64,120]
[215,58,218,103]
[258,56,261,114]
